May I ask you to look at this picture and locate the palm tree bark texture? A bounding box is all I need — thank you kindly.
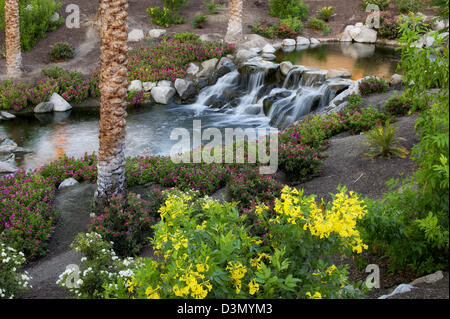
[225,0,243,43]
[94,0,129,210]
[4,0,22,76]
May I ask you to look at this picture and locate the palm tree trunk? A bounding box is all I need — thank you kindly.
[94,0,129,210]
[4,0,22,76]
[225,0,243,43]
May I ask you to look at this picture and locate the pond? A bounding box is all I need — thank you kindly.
[1,43,401,171]
[276,42,401,80]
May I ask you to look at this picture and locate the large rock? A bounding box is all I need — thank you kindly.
[142,82,157,92]
[58,178,79,190]
[326,79,353,93]
[199,33,223,42]
[341,24,377,43]
[148,29,166,38]
[174,78,197,101]
[239,34,270,51]
[326,69,352,79]
[310,38,320,45]
[128,80,143,92]
[197,58,219,78]
[296,36,310,46]
[262,44,276,54]
[0,111,15,119]
[410,271,444,285]
[128,29,145,42]
[34,102,54,113]
[235,49,258,65]
[280,61,294,76]
[151,87,176,104]
[390,74,403,86]
[49,93,72,112]
[157,80,173,88]
[282,39,296,47]
[214,57,236,79]
[0,161,17,174]
[261,53,276,60]
[186,63,200,76]
[0,138,17,154]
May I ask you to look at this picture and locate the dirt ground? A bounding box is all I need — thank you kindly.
[0,0,440,78]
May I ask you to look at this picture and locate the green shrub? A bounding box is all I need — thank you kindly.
[173,32,199,42]
[384,94,413,115]
[0,243,32,299]
[307,18,331,35]
[192,14,207,28]
[147,6,185,27]
[363,121,409,159]
[279,17,303,35]
[395,0,422,13]
[252,24,276,38]
[48,42,75,62]
[0,0,63,51]
[379,16,401,39]
[362,0,390,10]
[268,0,309,19]
[316,6,335,22]
[358,76,389,95]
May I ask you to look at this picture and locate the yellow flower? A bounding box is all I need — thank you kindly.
[249,279,259,295]
[196,220,207,230]
[326,264,337,275]
[226,261,247,294]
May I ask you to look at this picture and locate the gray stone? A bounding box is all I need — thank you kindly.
[280,61,294,76]
[239,34,270,51]
[13,147,32,155]
[244,106,261,115]
[151,86,176,104]
[235,49,258,65]
[49,93,72,112]
[142,82,157,92]
[410,271,444,286]
[330,88,352,106]
[282,39,296,47]
[296,36,310,46]
[186,63,200,76]
[128,29,145,42]
[199,33,223,42]
[174,78,197,100]
[310,38,320,45]
[0,138,17,154]
[148,29,167,38]
[0,162,17,174]
[262,44,276,54]
[326,79,353,92]
[341,25,355,42]
[128,80,143,92]
[197,58,219,78]
[0,133,6,144]
[157,80,173,88]
[34,102,54,113]
[390,74,403,86]
[58,178,79,190]
[261,53,276,60]
[326,69,352,79]
[0,111,15,119]
[378,284,416,299]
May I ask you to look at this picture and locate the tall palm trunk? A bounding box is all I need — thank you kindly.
[94,0,129,210]
[4,0,22,76]
[225,0,243,43]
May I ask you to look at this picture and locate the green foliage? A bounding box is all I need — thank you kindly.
[363,121,409,159]
[395,0,422,13]
[0,0,63,51]
[307,18,331,35]
[362,0,390,10]
[316,6,335,22]
[268,0,309,19]
[147,6,185,27]
[48,42,74,62]
[192,14,207,28]
[203,0,221,14]
[252,18,303,39]
[358,76,389,95]
[173,32,199,42]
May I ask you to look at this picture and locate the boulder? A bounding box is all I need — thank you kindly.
[390,74,403,86]
[280,61,294,76]
[34,102,54,113]
[326,69,352,79]
[432,19,448,31]
[186,63,200,76]
[128,29,145,42]
[142,82,157,92]
[262,44,276,54]
[239,34,270,51]
[310,38,320,45]
[49,93,72,112]
[174,79,197,101]
[282,39,296,47]
[296,36,310,46]
[341,25,355,42]
[329,88,352,106]
[410,271,444,286]
[197,58,219,78]
[235,49,258,65]
[199,33,223,42]
[341,24,377,43]
[58,178,79,190]
[326,79,353,93]
[0,111,16,119]
[0,162,17,174]
[151,87,176,104]
[0,138,17,154]
[128,80,143,92]
[148,29,167,38]
[261,53,276,60]
[157,80,173,87]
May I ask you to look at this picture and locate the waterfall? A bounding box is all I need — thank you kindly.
[191,63,340,130]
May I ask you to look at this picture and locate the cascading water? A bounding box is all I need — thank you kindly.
[191,61,344,130]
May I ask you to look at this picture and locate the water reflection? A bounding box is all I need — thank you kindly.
[276,43,401,80]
